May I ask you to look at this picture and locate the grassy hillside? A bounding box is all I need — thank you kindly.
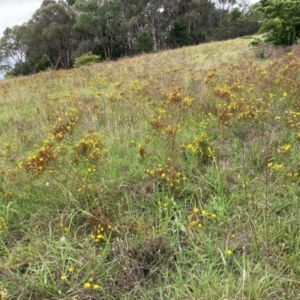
[0,38,300,299]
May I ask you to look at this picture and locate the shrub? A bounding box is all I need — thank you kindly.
[34,56,51,72]
[74,52,100,68]
[136,25,154,53]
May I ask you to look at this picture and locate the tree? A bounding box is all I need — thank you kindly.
[41,0,56,7]
[167,19,192,47]
[66,0,76,5]
[0,26,27,74]
[118,0,141,55]
[214,6,260,40]
[164,0,218,44]
[136,25,154,53]
[22,0,76,70]
[1,0,259,77]
[0,49,10,73]
[141,0,164,52]
[257,0,300,46]
[214,0,237,21]
[74,0,123,60]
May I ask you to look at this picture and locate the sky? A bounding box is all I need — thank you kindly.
[0,0,42,38]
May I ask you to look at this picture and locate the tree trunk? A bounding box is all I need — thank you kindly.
[151,24,157,52]
[127,31,132,55]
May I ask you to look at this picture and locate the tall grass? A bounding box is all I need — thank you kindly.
[0,38,299,299]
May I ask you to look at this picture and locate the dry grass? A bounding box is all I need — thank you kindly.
[0,37,299,299]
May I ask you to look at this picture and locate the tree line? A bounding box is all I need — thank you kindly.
[0,0,261,77]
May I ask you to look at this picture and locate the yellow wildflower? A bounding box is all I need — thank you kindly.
[84,282,91,289]
[60,275,67,281]
[193,207,199,213]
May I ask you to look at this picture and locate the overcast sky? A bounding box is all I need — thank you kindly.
[0,0,42,38]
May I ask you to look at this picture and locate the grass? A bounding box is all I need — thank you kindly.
[0,38,300,299]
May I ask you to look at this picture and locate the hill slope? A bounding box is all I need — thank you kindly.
[0,38,299,299]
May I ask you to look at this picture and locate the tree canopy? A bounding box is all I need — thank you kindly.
[256,0,300,46]
[0,0,261,77]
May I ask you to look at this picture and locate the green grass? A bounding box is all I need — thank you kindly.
[0,38,300,299]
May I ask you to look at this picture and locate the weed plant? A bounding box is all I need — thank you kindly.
[0,38,300,299]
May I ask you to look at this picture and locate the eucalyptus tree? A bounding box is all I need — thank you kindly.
[118,0,141,55]
[66,0,76,5]
[74,0,124,59]
[214,6,260,40]
[0,26,27,74]
[22,0,76,70]
[0,48,10,73]
[214,0,237,21]
[162,0,217,45]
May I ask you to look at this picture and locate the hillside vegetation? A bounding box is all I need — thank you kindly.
[0,38,300,299]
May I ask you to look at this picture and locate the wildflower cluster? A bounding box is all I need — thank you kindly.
[21,139,55,175]
[158,196,175,210]
[204,69,219,85]
[137,144,146,158]
[268,159,300,185]
[0,217,7,234]
[149,113,181,136]
[295,131,300,141]
[217,97,262,125]
[1,191,13,200]
[50,107,78,142]
[149,85,193,135]
[83,282,100,290]
[2,142,18,160]
[208,54,300,130]
[180,133,214,163]
[149,114,166,130]
[188,207,217,230]
[285,171,300,183]
[277,144,291,154]
[0,284,8,300]
[161,85,194,108]
[146,158,186,188]
[214,85,232,99]
[267,162,283,171]
[86,209,114,243]
[18,105,79,176]
[60,267,74,281]
[73,132,106,164]
[90,223,113,243]
[60,268,100,291]
[284,110,300,129]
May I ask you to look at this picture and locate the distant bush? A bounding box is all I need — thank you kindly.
[74,52,100,68]
[4,73,15,79]
[249,38,287,59]
[34,56,50,73]
[136,25,154,53]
